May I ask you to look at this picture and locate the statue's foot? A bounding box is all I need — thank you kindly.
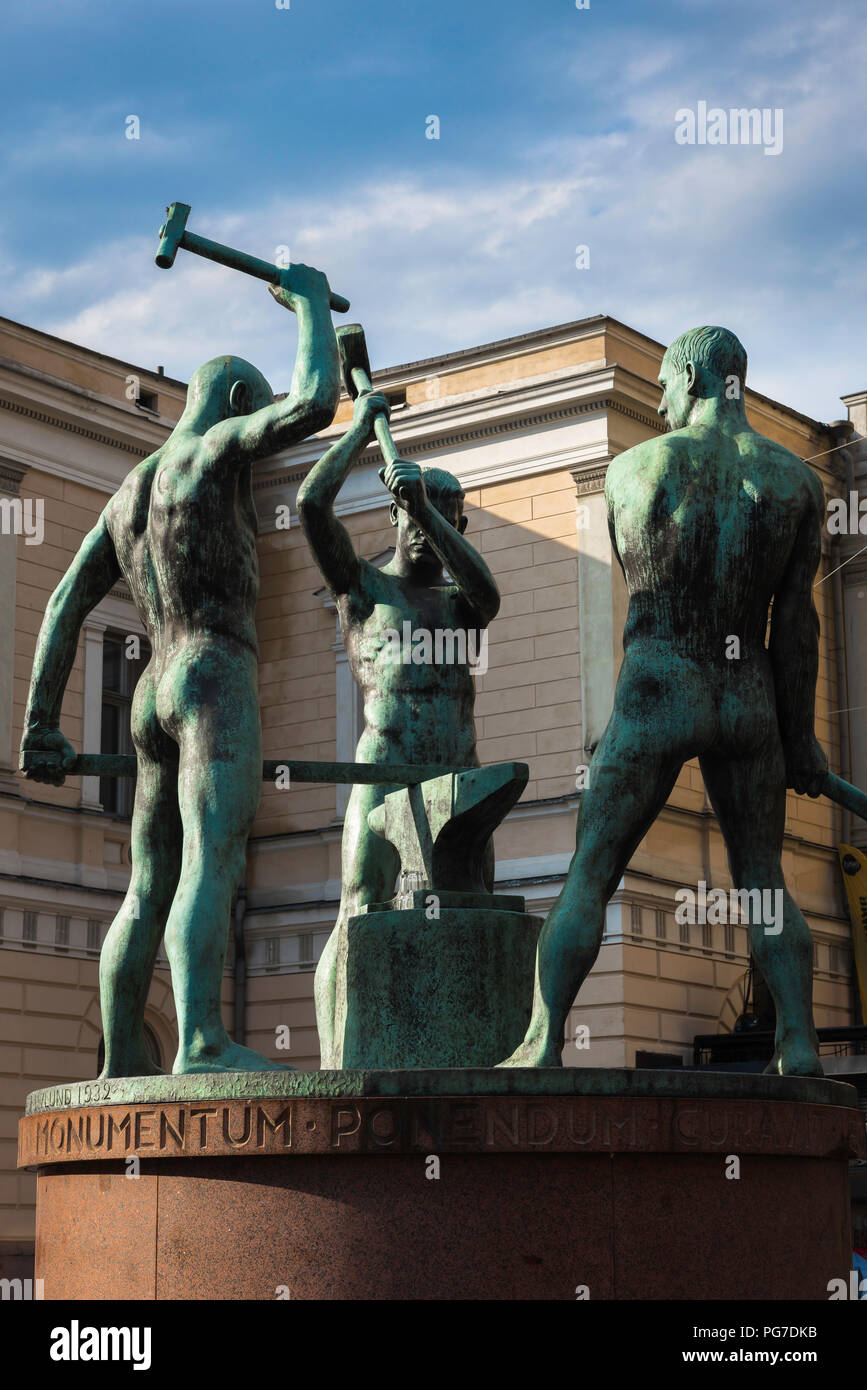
[763,1038,823,1078]
[762,1049,781,1075]
[174,1040,294,1074]
[496,1038,562,1068]
[98,1053,166,1080]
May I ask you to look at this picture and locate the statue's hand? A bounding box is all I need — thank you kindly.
[19,726,77,787]
[268,263,332,314]
[379,458,427,517]
[352,391,390,443]
[784,735,827,797]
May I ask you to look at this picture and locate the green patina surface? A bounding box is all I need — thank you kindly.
[19,752,476,787]
[296,358,508,1067]
[20,261,343,1079]
[18,310,852,1087]
[24,1068,860,1115]
[501,326,836,1078]
[335,906,542,1069]
[367,762,527,895]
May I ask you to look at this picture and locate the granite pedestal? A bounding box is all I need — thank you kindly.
[19,1068,866,1300]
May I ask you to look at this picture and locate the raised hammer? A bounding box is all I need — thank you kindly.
[155,202,350,313]
[337,322,402,473]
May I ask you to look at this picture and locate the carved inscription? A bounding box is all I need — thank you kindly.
[19,1096,866,1169]
[31,1102,292,1160]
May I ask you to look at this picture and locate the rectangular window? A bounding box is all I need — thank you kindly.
[100,630,150,817]
[55,916,69,953]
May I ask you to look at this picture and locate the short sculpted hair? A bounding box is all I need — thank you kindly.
[421,466,465,508]
[666,326,747,392]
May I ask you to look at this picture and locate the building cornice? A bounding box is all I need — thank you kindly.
[0,314,840,507]
[252,365,660,524]
[0,391,152,460]
[0,456,28,496]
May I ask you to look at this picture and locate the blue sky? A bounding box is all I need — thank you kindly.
[0,0,864,419]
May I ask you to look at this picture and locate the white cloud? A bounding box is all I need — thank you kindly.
[3,2,864,422]
[1,105,220,172]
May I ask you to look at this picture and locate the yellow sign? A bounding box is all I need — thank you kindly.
[838,844,867,1022]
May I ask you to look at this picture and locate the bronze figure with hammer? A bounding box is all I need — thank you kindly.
[19,206,343,1077]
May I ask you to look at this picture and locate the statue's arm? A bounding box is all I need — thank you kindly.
[380,460,500,626]
[296,393,390,598]
[413,505,500,626]
[21,517,121,784]
[606,478,625,577]
[202,268,341,468]
[768,471,827,794]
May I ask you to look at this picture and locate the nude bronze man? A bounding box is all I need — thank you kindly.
[501,325,827,1076]
[296,392,500,1066]
[20,267,341,1076]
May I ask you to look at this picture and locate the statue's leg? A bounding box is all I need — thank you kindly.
[98,750,181,1078]
[98,673,181,1078]
[499,711,683,1067]
[165,649,284,1074]
[315,782,399,1067]
[701,745,821,1077]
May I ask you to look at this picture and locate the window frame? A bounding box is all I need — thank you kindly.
[81,592,148,815]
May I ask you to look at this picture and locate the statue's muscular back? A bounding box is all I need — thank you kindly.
[608,423,821,655]
[605,422,823,759]
[105,436,259,657]
[103,435,260,755]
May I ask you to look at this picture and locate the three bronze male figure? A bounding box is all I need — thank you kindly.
[21,298,829,1077]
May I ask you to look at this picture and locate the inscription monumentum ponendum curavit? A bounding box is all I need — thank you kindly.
[18,1096,866,1168]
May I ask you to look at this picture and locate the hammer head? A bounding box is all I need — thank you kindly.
[337,323,373,399]
[155,202,191,269]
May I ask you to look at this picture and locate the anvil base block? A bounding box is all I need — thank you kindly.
[19,1071,865,1300]
[335,907,543,1068]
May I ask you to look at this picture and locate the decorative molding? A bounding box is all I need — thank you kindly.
[0,457,28,496]
[251,391,658,499]
[0,394,149,458]
[572,464,611,496]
